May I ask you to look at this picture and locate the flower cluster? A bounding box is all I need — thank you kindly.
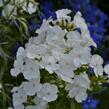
[60,0,109,46]
[0,0,38,18]
[9,9,109,109]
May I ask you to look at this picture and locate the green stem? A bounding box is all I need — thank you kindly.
[56,97,64,109]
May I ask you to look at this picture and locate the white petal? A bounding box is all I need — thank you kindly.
[94,66,103,77]
[90,54,103,67]
[104,64,109,75]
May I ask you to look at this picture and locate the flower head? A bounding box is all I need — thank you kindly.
[37,83,58,102]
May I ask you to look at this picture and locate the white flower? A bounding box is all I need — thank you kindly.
[26,44,47,59]
[10,47,25,77]
[37,83,58,102]
[13,104,24,109]
[36,19,52,34]
[41,55,60,74]
[104,64,109,78]
[69,87,88,103]
[90,54,103,67]
[56,54,75,83]
[8,104,24,109]
[66,73,90,102]
[2,0,38,17]
[90,54,103,77]
[2,4,16,17]
[56,9,71,21]
[22,79,42,96]
[75,73,90,89]
[73,12,87,31]
[11,79,42,108]
[66,30,82,47]
[12,85,27,107]
[29,32,47,45]
[93,66,104,77]
[23,2,37,14]
[46,25,66,46]
[10,59,24,77]
[72,46,91,68]
[73,11,96,47]
[23,59,40,80]
[16,47,25,60]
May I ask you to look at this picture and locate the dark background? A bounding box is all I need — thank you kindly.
[96,0,109,16]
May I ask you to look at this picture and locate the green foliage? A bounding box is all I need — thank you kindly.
[0,14,29,108]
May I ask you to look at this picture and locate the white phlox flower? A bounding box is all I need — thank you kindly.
[72,46,91,68]
[22,79,42,96]
[56,54,75,83]
[23,1,38,14]
[37,83,58,102]
[22,59,40,80]
[56,9,71,21]
[11,85,27,107]
[90,54,104,77]
[66,73,90,102]
[2,0,38,17]
[2,4,16,17]
[26,44,47,59]
[73,11,97,47]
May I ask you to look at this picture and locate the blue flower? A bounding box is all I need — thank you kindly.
[40,1,56,20]
[88,25,106,46]
[28,18,41,32]
[82,96,100,109]
[27,1,57,32]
